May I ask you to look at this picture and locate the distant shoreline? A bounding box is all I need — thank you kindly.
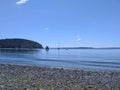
[0,47,120,50]
[51,47,120,49]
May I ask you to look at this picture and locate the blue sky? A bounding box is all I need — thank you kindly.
[0,0,120,47]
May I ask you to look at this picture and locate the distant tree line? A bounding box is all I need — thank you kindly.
[0,38,43,48]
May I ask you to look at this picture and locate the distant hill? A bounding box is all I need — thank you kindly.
[51,47,120,49]
[52,47,94,49]
[0,38,43,49]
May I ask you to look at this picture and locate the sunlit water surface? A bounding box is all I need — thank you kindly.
[0,49,120,71]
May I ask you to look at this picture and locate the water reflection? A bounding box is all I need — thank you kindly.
[0,48,41,53]
[0,49,120,71]
[0,48,42,61]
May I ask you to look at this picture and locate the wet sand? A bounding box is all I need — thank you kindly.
[0,64,120,90]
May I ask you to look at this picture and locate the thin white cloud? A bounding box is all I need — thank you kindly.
[76,35,81,41]
[16,0,29,5]
[44,27,49,30]
[78,38,81,41]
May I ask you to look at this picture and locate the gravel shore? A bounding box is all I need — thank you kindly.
[0,64,120,90]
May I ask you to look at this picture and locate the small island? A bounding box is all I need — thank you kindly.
[0,38,43,49]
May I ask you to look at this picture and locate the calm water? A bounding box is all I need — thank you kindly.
[0,49,120,71]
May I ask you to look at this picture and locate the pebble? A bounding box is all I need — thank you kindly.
[0,64,120,90]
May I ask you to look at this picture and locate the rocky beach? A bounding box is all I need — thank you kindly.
[0,64,120,90]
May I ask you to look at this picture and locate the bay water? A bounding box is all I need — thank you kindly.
[0,49,120,71]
